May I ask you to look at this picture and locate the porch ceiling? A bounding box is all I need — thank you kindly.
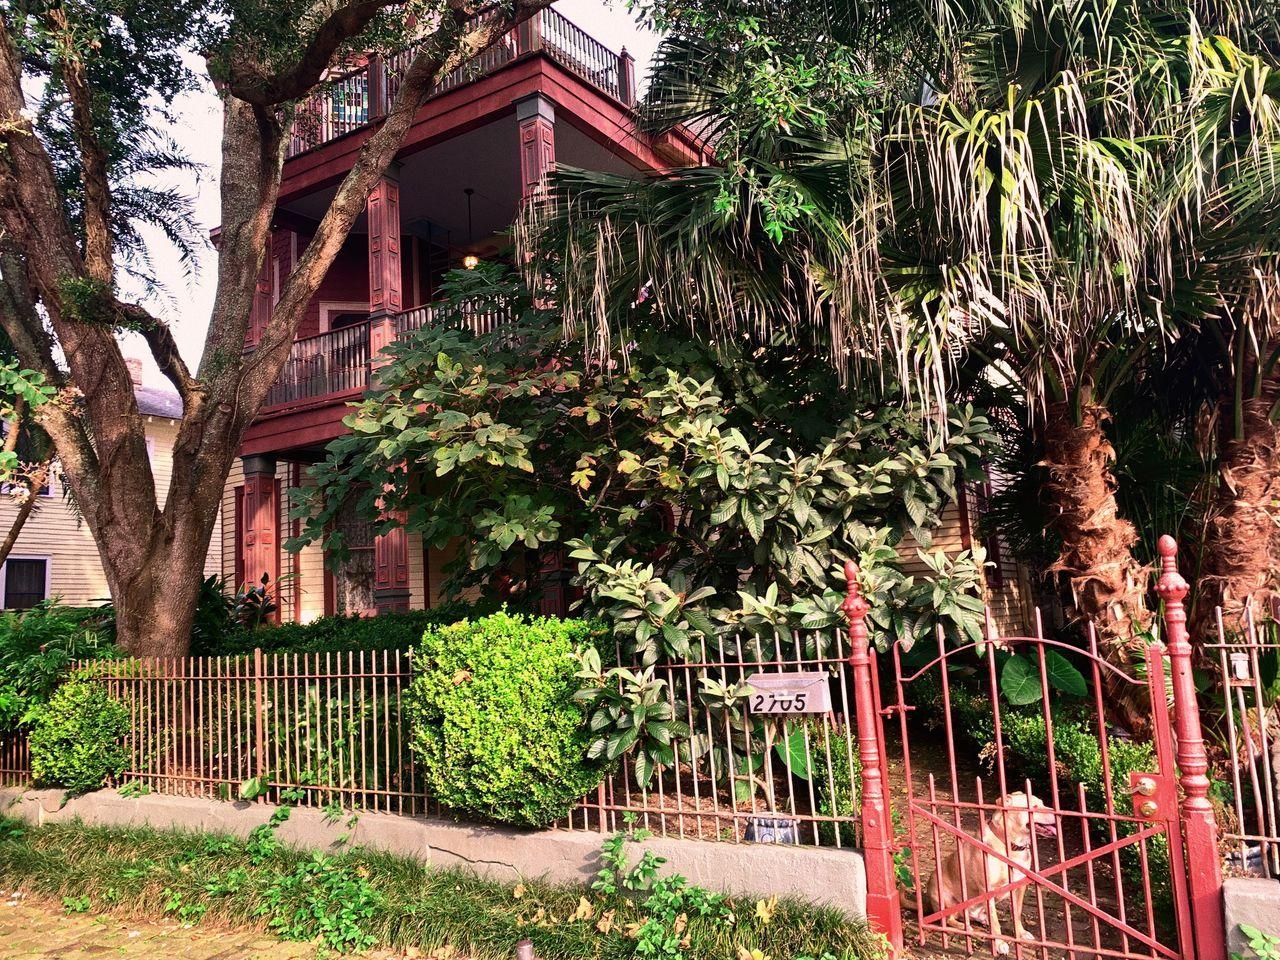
[279,112,646,249]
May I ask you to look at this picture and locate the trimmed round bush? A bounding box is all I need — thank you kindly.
[404,612,603,827]
[29,680,129,793]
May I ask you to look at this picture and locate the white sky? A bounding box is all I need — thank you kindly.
[120,0,658,387]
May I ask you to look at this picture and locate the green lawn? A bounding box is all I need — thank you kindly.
[0,816,883,960]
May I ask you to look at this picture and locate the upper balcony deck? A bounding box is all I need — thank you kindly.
[286,8,637,161]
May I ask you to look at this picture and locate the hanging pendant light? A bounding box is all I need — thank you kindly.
[463,187,479,269]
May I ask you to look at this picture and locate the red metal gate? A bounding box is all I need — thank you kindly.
[844,537,1225,960]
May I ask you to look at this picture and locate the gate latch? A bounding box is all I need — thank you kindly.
[1129,771,1165,820]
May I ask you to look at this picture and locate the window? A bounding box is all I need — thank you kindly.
[2,557,48,609]
[319,301,371,332]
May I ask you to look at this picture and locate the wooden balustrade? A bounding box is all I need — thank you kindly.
[263,303,510,408]
[285,8,636,158]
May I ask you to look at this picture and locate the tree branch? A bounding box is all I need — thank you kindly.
[220,0,399,106]
[237,0,554,413]
[119,301,197,400]
[49,6,114,284]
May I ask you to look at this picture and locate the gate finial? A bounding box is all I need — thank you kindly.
[842,560,869,625]
[1155,534,1189,605]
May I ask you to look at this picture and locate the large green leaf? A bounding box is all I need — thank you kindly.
[1044,649,1086,697]
[1000,654,1042,706]
[772,725,813,779]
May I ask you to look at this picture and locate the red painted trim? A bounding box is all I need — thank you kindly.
[290,462,303,623]
[233,486,245,587]
[279,55,681,202]
[242,395,359,456]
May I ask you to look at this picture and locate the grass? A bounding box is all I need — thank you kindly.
[0,816,883,960]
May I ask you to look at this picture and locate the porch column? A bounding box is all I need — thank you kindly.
[619,48,637,107]
[516,94,555,198]
[240,455,281,621]
[367,165,402,371]
[247,247,272,347]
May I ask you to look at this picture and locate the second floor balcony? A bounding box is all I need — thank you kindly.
[286,7,638,159]
[262,302,508,409]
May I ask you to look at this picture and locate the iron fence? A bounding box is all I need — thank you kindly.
[1208,608,1280,879]
[2,636,863,848]
[76,649,427,815]
[567,630,864,848]
[0,733,27,788]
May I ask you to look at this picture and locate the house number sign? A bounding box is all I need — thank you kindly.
[746,672,831,714]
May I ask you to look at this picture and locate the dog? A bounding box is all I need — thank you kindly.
[922,791,1058,953]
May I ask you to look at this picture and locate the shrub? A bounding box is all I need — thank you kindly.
[815,728,862,847]
[0,603,116,731]
[29,680,129,793]
[404,612,604,827]
[200,601,487,656]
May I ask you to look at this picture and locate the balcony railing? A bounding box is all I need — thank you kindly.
[264,321,371,407]
[264,303,510,408]
[287,8,636,158]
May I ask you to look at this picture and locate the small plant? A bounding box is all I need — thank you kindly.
[404,612,604,827]
[574,648,691,787]
[1235,925,1280,960]
[118,780,150,798]
[259,852,381,952]
[29,680,129,793]
[62,894,90,913]
[591,827,733,960]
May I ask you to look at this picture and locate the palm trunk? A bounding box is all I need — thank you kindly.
[1040,400,1153,733]
[1195,385,1280,642]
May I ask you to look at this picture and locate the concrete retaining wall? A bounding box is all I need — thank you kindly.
[1225,877,1280,954]
[0,788,866,916]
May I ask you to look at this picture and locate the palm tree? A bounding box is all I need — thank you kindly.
[1156,38,1280,639]
[521,0,1280,678]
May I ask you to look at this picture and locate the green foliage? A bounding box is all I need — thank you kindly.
[0,604,117,731]
[403,613,604,827]
[0,816,884,960]
[1235,925,1280,960]
[592,825,733,960]
[257,850,381,952]
[573,649,691,787]
[294,267,994,657]
[196,601,482,656]
[29,680,129,793]
[814,729,862,848]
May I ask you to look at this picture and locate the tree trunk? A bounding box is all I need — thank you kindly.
[0,4,555,657]
[1040,400,1153,732]
[100,501,223,657]
[1194,385,1280,642]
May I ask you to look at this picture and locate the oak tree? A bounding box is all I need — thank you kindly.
[0,0,551,653]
